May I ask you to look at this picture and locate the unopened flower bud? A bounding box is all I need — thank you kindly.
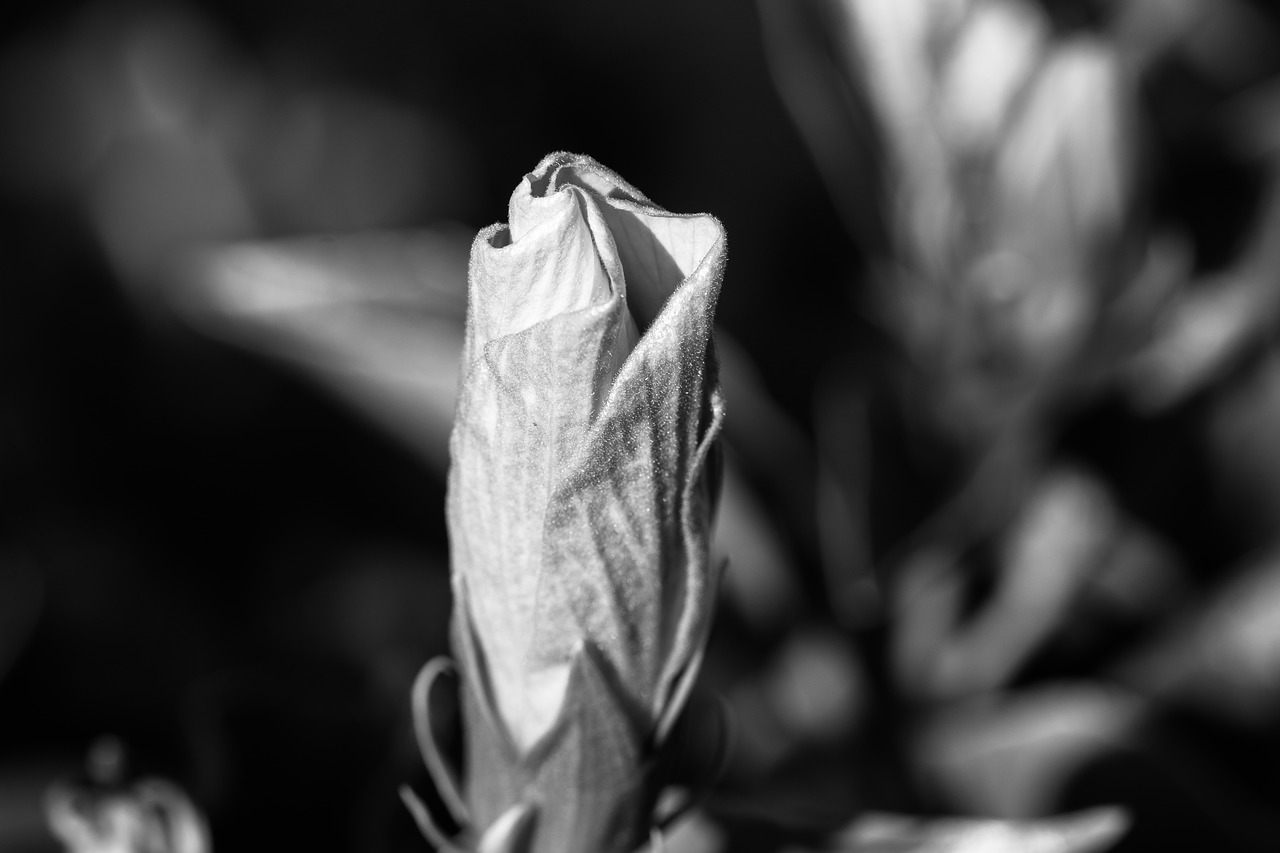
[418,152,726,853]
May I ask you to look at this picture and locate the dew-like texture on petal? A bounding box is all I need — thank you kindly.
[450,293,624,747]
[533,246,725,729]
[448,151,727,756]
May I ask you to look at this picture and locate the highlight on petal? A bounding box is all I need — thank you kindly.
[477,803,538,853]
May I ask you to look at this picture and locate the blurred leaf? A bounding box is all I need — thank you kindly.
[89,131,257,293]
[1123,274,1266,411]
[812,361,878,629]
[175,228,471,471]
[765,628,865,744]
[713,453,806,634]
[1112,0,1278,85]
[1114,546,1280,724]
[890,467,1131,700]
[718,333,822,558]
[914,679,1280,846]
[1207,350,1280,539]
[911,684,1142,819]
[813,807,1128,853]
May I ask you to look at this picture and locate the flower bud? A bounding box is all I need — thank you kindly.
[431,152,726,853]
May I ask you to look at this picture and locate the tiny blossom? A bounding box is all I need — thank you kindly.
[46,741,210,853]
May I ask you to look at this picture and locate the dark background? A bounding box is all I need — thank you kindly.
[4,1,1280,852]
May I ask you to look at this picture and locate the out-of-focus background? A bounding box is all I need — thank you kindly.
[4,1,1280,851]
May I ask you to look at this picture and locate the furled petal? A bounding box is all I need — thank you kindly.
[450,276,624,748]
[453,158,631,750]
[468,182,615,360]
[532,242,725,730]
